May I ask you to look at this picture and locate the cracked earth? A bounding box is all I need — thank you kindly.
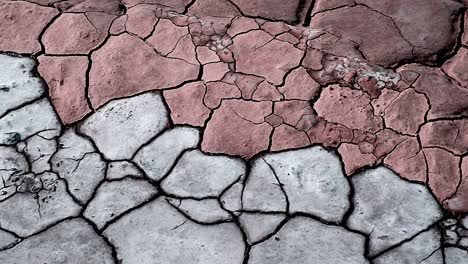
[0,0,468,263]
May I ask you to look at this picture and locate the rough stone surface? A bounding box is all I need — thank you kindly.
[134,127,200,181]
[42,13,112,55]
[161,150,245,198]
[37,55,91,124]
[271,124,310,151]
[425,148,461,202]
[243,158,287,212]
[249,217,369,264]
[89,34,199,108]
[231,30,303,85]
[383,89,429,135]
[220,181,243,213]
[0,173,81,237]
[0,147,29,196]
[0,229,19,250]
[51,129,105,203]
[84,178,157,229]
[348,167,443,256]
[444,157,468,213]
[310,5,412,66]
[338,143,378,175]
[443,48,468,87]
[106,161,143,180]
[0,219,114,264]
[279,67,320,100]
[55,0,123,14]
[239,213,286,244]
[445,247,468,264]
[164,82,210,127]
[355,0,463,63]
[0,99,61,145]
[420,120,468,155]
[125,4,159,39]
[0,1,58,54]
[231,0,303,23]
[384,137,427,182]
[22,134,57,174]
[315,85,382,133]
[410,64,468,119]
[104,198,245,264]
[167,198,232,223]
[204,82,241,109]
[0,55,44,117]
[374,228,442,264]
[263,146,351,223]
[79,92,169,160]
[147,19,188,55]
[202,100,272,159]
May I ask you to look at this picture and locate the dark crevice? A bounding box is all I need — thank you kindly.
[302,0,315,26]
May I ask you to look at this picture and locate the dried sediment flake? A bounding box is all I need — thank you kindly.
[262,146,351,223]
[249,217,369,264]
[0,219,114,264]
[104,198,245,264]
[0,173,80,237]
[84,178,158,229]
[161,150,245,198]
[134,127,201,181]
[79,92,169,160]
[0,54,44,117]
[348,167,443,256]
[374,228,443,264]
[51,129,105,203]
[0,99,61,145]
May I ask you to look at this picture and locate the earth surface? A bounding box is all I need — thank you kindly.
[0,0,468,263]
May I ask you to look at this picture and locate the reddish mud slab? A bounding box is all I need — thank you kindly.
[0,0,467,263]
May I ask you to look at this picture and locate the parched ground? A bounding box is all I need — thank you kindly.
[0,0,468,263]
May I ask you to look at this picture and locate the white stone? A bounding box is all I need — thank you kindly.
[53,152,105,204]
[0,185,16,202]
[249,217,369,264]
[84,178,157,229]
[0,146,28,191]
[348,167,443,256]
[0,99,61,145]
[0,219,114,264]
[462,215,468,229]
[459,237,468,248]
[167,198,232,223]
[243,158,287,212]
[0,173,80,237]
[374,228,442,264]
[107,161,143,180]
[0,229,19,250]
[104,198,245,264]
[263,146,350,222]
[79,92,169,160]
[161,150,245,198]
[239,213,286,244]
[51,129,105,203]
[445,247,468,264]
[445,229,460,245]
[220,181,243,213]
[134,126,200,181]
[51,129,94,159]
[0,55,44,117]
[22,134,57,174]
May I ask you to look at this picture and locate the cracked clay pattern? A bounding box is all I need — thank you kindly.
[0,0,468,263]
